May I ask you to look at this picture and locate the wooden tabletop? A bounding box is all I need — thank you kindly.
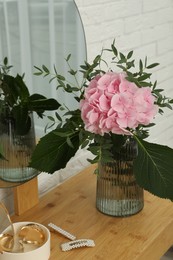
[12,164,173,260]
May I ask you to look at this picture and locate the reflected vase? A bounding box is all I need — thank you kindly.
[96,138,144,217]
[0,114,38,182]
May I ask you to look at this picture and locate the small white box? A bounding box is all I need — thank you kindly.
[1,222,50,260]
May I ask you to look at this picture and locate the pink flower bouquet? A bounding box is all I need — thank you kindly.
[30,41,173,201]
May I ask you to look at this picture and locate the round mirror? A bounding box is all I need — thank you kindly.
[0,0,87,188]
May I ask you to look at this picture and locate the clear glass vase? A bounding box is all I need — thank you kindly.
[0,114,38,183]
[96,138,144,217]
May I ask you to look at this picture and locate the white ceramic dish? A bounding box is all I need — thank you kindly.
[0,221,50,260]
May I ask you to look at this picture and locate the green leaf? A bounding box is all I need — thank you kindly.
[55,112,62,122]
[145,56,147,67]
[57,74,65,81]
[71,87,79,91]
[142,123,155,128]
[28,94,60,111]
[139,81,152,87]
[3,57,8,66]
[159,103,172,109]
[134,136,173,200]
[93,55,101,64]
[42,65,50,73]
[43,73,49,78]
[44,122,55,132]
[34,66,43,72]
[153,80,157,90]
[49,76,57,83]
[34,72,43,76]
[153,88,164,93]
[146,63,159,69]
[57,79,65,88]
[68,69,77,76]
[30,130,79,173]
[53,64,58,75]
[47,116,55,121]
[138,73,151,81]
[139,59,143,73]
[65,84,72,93]
[111,44,118,56]
[119,52,126,61]
[127,50,133,59]
[66,54,71,61]
[80,65,88,70]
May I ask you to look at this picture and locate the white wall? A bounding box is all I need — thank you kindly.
[1,0,173,213]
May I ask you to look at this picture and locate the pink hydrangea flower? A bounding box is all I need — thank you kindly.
[80,72,158,135]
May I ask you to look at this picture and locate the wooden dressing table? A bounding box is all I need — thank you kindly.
[11,164,173,260]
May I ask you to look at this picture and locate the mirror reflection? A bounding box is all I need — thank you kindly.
[0,0,87,188]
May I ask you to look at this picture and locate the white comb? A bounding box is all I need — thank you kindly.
[48,223,76,241]
[61,239,95,251]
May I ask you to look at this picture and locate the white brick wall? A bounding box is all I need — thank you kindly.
[1,0,173,211]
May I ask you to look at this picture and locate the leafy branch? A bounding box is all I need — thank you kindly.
[0,57,60,160]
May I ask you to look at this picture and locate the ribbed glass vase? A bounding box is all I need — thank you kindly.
[96,138,144,217]
[0,114,38,183]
